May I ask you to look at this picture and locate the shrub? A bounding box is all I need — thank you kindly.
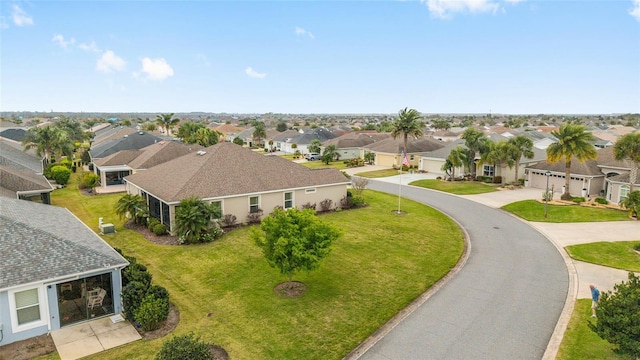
[155,333,214,360]
[124,263,153,288]
[147,285,170,304]
[246,209,263,224]
[319,199,333,212]
[135,294,169,331]
[634,243,640,251]
[152,223,167,236]
[340,195,352,209]
[595,197,609,205]
[301,202,316,211]
[475,175,484,182]
[351,177,369,197]
[50,165,71,185]
[484,177,493,183]
[148,218,160,231]
[59,158,73,169]
[493,176,502,184]
[79,172,100,190]
[542,190,553,202]
[571,196,585,203]
[221,214,237,228]
[350,195,365,207]
[122,281,149,321]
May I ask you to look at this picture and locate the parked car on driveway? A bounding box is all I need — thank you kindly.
[305,153,321,161]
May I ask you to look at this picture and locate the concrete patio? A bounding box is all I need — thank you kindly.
[50,315,141,360]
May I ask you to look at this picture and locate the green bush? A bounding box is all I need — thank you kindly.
[123,262,152,287]
[59,158,73,169]
[148,218,160,231]
[152,223,167,236]
[122,281,148,321]
[135,294,169,331]
[50,165,71,185]
[79,171,100,190]
[493,176,502,184]
[572,196,586,203]
[595,197,609,205]
[634,243,640,251]
[147,285,170,305]
[155,333,214,360]
[350,195,365,207]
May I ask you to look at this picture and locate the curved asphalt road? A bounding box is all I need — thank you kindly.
[355,181,569,360]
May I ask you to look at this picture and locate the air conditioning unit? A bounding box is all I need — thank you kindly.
[98,217,116,235]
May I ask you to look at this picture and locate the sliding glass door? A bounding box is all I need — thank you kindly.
[57,273,114,327]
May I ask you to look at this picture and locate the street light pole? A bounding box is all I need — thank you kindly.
[545,170,551,218]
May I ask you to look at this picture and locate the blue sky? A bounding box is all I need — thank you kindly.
[1,1,639,114]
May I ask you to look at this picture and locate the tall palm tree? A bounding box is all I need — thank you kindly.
[322,144,339,165]
[444,146,467,181]
[22,126,73,164]
[461,128,485,178]
[391,107,423,158]
[480,141,518,186]
[507,135,534,184]
[156,113,180,136]
[252,122,267,147]
[546,123,597,200]
[613,132,640,192]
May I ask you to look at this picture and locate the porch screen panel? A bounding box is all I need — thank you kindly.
[15,289,41,325]
[149,195,161,220]
[162,202,170,227]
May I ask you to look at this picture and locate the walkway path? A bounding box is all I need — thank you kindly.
[353,180,569,360]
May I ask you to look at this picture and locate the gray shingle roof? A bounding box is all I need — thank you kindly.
[0,139,43,173]
[363,136,445,154]
[0,198,128,290]
[0,165,53,193]
[322,132,390,148]
[125,142,350,203]
[526,158,603,176]
[90,131,163,159]
[0,128,27,142]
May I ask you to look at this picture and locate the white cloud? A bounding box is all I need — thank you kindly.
[631,0,640,20]
[504,0,524,3]
[52,34,76,49]
[12,5,33,26]
[78,41,101,53]
[423,0,500,18]
[295,26,315,39]
[245,66,266,79]
[96,50,126,73]
[140,57,174,80]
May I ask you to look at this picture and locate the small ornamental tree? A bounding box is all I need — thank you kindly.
[252,208,340,285]
[620,190,640,219]
[175,197,222,244]
[588,272,640,358]
[50,165,71,185]
[115,194,147,225]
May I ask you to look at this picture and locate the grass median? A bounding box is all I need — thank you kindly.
[502,200,631,222]
[565,241,640,272]
[50,177,464,359]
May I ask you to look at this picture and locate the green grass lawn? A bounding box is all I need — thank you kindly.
[49,176,464,360]
[557,299,634,360]
[501,200,631,222]
[300,160,348,170]
[355,169,402,178]
[409,179,498,195]
[565,241,640,272]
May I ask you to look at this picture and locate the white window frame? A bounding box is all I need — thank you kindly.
[249,196,260,214]
[284,192,294,209]
[8,285,48,332]
[209,200,223,220]
[620,185,630,202]
[483,165,495,177]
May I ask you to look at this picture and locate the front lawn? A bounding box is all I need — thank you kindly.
[50,176,464,359]
[409,179,498,195]
[565,241,640,272]
[557,299,634,360]
[300,160,348,170]
[355,169,402,178]
[501,200,631,222]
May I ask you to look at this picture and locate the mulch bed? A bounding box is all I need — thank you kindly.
[124,221,180,245]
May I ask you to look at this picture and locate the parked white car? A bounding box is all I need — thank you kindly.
[305,153,321,161]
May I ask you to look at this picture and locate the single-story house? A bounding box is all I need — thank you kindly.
[89,130,162,163]
[321,132,390,160]
[523,146,638,204]
[0,198,129,346]
[124,142,351,233]
[0,140,53,204]
[362,136,445,168]
[92,141,203,190]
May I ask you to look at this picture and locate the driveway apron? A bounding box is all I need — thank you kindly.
[357,181,569,360]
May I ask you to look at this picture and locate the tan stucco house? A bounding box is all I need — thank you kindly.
[124,142,350,233]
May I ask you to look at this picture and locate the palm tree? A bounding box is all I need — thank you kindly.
[252,122,267,147]
[391,107,424,157]
[193,127,220,147]
[480,141,517,186]
[156,113,180,136]
[308,139,322,154]
[176,121,203,143]
[546,123,597,200]
[175,197,221,244]
[22,126,74,164]
[507,135,534,184]
[461,128,485,178]
[613,132,640,192]
[115,194,147,224]
[322,144,339,165]
[444,146,467,181]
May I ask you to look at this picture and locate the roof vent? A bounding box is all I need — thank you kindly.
[196,150,207,156]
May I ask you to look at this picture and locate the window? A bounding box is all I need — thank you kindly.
[249,196,260,213]
[620,185,630,202]
[284,192,293,209]
[483,165,495,177]
[305,188,316,194]
[410,155,414,160]
[210,201,222,219]
[15,289,41,326]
